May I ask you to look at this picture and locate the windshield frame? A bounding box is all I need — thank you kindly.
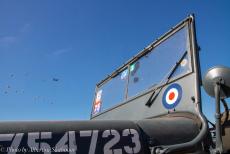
[91,16,194,118]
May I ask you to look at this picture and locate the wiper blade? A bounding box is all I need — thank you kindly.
[145,51,188,107]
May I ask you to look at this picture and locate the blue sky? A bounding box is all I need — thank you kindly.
[0,1,229,121]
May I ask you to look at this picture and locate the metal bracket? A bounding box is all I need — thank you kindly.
[214,79,224,153]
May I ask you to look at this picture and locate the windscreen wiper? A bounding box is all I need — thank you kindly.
[145,51,188,107]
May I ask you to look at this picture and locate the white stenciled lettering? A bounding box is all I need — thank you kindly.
[0,128,141,154]
[40,132,52,154]
[55,132,68,152]
[80,130,98,154]
[102,129,122,154]
[123,129,133,154]
[0,134,14,142]
[28,132,39,151]
[80,130,92,137]
[123,129,141,154]
[89,130,98,154]
[9,133,24,154]
[68,131,77,154]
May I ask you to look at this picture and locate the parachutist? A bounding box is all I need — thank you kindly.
[52,78,59,82]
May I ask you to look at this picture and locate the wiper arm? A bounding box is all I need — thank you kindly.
[145,51,188,107]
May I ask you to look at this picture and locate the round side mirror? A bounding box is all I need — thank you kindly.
[203,66,230,99]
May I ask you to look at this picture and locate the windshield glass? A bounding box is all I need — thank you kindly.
[128,26,190,97]
[92,25,191,116]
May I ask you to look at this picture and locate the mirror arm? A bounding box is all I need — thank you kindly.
[214,79,224,153]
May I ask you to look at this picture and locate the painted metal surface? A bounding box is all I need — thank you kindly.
[0,120,148,154]
[91,15,201,121]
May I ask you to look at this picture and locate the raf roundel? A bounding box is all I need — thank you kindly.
[162,83,182,110]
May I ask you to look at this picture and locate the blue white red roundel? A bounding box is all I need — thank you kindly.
[162,83,182,109]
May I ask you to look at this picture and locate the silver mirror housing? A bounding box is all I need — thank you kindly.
[203,66,230,99]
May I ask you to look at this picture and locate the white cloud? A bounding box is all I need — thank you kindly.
[0,23,31,46]
[0,36,17,46]
[52,47,72,56]
[0,23,32,48]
